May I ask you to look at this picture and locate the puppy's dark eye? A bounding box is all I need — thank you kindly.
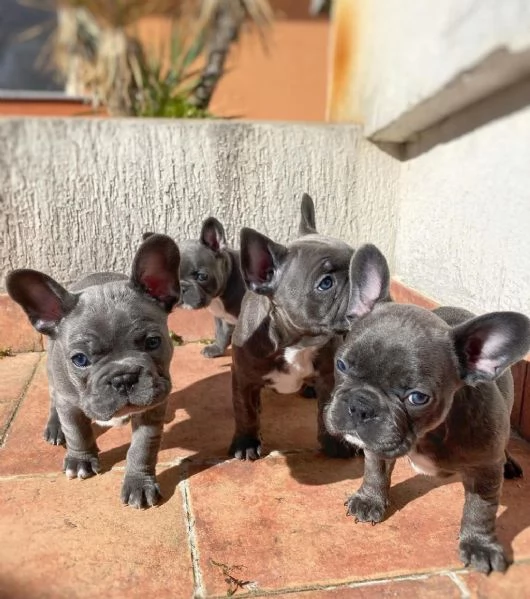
[317,275,334,291]
[336,358,347,373]
[195,272,208,282]
[145,336,162,351]
[71,353,90,368]
[407,391,430,406]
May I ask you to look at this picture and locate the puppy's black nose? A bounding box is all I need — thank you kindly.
[110,372,139,395]
[348,395,377,424]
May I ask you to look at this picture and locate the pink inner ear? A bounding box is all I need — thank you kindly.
[143,274,172,300]
[204,231,220,252]
[248,245,272,283]
[466,336,483,366]
[467,331,505,375]
[28,285,63,321]
[364,265,382,304]
[258,256,272,282]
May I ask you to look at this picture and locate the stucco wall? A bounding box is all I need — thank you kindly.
[327,0,530,142]
[0,118,398,290]
[3,116,527,315]
[395,105,530,314]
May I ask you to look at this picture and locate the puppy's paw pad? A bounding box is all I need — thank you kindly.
[121,475,161,509]
[43,422,66,446]
[201,344,225,359]
[63,455,100,479]
[229,435,262,461]
[345,493,386,524]
[320,434,363,459]
[459,539,509,573]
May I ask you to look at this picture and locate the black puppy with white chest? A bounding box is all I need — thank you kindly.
[325,244,530,573]
[230,194,358,460]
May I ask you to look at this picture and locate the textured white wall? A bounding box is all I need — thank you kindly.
[396,105,530,314]
[328,0,530,141]
[0,118,398,289]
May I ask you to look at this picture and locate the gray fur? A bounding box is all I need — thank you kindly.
[178,217,245,358]
[6,234,180,508]
[229,194,359,460]
[325,243,530,573]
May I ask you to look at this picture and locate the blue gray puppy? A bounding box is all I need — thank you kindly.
[325,243,530,573]
[6,234,180,508]
[178,217,246,358]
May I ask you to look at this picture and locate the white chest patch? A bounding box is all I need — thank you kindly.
[208,298,238,325]
[407,450,439,476]
[94,415,131,428]
[264,345,318,394]
[344,433,365,449]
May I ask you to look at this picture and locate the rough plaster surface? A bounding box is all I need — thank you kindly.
[396,104,530,315]
[1,116,529,316]
[337,0,530,141]
[0,118,398,289]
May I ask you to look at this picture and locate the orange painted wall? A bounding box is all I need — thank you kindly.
[209,20,329,121]
[0,6,329,122]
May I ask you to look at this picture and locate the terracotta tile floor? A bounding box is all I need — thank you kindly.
[1,334,530,598]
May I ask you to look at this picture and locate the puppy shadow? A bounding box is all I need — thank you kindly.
[97,370,235,479]
[94,364,530,554]
[384,473,456,519]
[284,451,365,488]
[495,441,530,562]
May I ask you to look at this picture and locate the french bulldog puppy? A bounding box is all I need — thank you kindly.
[177,217,246,358]
[229,193,358,460]
[325,243,530,573]
[6,234,181,508]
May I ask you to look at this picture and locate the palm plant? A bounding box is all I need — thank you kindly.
[188,0,273,109]
[132,23,211,118]
[48,0,272,116]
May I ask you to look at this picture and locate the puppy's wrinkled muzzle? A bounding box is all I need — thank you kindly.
[326,388,379,431]
[179,281,205,309]
[81,357,170,421]
[109,369,140,396]
[326,386,413,458]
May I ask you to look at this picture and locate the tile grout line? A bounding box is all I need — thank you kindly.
[203,570,467,598]
[443,571,471,598]
[0,450,315,481]
[0,471,60,483]
[178,462,206,599]
[0,352,44,448]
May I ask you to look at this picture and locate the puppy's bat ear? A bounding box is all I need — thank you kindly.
[240,228,288,295]
[299,193,317,236]
[6,270,78,337]
[131,234,181,312]
[347,244,391,319]
[452,312,530,385]
[200,217,227,253]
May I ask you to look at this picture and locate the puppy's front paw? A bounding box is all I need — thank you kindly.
[345,492,387,524]
[63,454,100,479]
[504,454,523,479]
[320,433,363,459]
[44,420,66,446]
[459,538,510,573]
[201,343,225,359]
[229,435,262,460]
[121,475,161,509]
